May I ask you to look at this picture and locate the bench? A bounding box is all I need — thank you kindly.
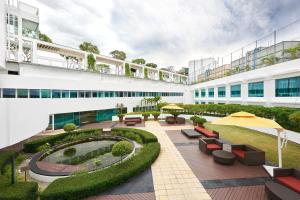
[124,117,142,124]
[194,126,219,138]
[265,181,300,200]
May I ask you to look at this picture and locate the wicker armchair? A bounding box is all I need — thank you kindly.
[231,144,265,166]
[199,138,223,154]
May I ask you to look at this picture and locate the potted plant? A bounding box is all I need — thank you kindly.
[118,113,124,122]
[190,115,200,126]
[142,112,150,121]
[152,111,160,121]
[170,111,180,121]
[194,117,207,126]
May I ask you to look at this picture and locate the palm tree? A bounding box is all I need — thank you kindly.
[283,46,300,60]
[261,56,279,66]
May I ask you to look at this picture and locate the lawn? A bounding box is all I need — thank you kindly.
[205,123,300,168]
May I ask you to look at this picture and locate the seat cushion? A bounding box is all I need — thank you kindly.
[276,176,300,193]
[195,127,217,138]
[232,149,245,158]
[207,144,221,150]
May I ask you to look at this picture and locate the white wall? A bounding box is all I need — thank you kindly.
[192,59,300,107]
[0,1,6,69]
[0,63,190,148]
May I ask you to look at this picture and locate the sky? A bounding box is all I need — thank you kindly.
[23,0,300,69]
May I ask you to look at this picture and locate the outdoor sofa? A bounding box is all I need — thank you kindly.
[165,116,185,124]
[194,125,219,138]
[265,168,300,200]
[199,138,223,154]
[124,117,142,124]
[231,144,265,166]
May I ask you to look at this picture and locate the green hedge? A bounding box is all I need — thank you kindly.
[0,181,38,200]
[111,127,158,143]
[41,142,160,200]
[158,103,300,132]
[24,128,102,153]
[0,151,17,175]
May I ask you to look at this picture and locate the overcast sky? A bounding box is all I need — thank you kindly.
[23,0,300,69]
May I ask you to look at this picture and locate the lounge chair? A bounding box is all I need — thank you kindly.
[231,144,265,165]
[199,138,223,154]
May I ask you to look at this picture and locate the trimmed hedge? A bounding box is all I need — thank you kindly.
[0,151,17,175]
[158,103,300,132]
[24,128,102,153]
[0,181,38,200]
[111,127,158,144]
[41,142,160,200]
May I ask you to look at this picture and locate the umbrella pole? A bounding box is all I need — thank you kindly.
[277,129,282,168]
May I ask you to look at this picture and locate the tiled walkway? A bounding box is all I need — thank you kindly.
[139,121,211,200]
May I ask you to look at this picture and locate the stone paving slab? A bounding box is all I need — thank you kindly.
[139,121,211,200]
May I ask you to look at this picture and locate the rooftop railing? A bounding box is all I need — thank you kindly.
[191,19,300,84]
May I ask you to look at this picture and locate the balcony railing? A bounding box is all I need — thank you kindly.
[6,36,188,85]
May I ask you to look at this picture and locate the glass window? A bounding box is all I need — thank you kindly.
[276,76,300,97]
[17,89,28,98]
[70,90,78,98]
[30,89,40,98]
[195,101,199,104]
[201,102,206,104]
[92,91,97,98]
[132,91,136,97]
[231,84,241,97]
[201,89,206,98]
[3,88,16,98]
[248,81,264,97]
[98,91,104,98]
[128,91,132,97]
[123,92,128,97]
[104,91,109,97]
[218,86,226,97]
[109,91,114,97]
[119,91,124,97]
[79,91,85,98]
[41,89,51,98]
[208,88,214,98]
[22,19,39,39]
[52,90,61,98]
[62,90,70,98]
[85,91,91,98]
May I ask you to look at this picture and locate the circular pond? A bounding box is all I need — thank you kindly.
[29,136,135,180]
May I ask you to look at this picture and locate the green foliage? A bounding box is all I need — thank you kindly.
[190,115,200,123]
[112,128,158,144]
[24,128,102,153]
[169,111,180,117]
[40,142,160,200]
[145,63,157,68]
[110,50,126,60]
[87,54,96,71]
[0,181,38,200]
[178,67,188,76]
[159,71,163,81]
[0,151,17,175]
[288,111,300,132]
[144,68,148,79]
[37,143,51,152]
[63,123,77,132]
[112,141,133,157]
[194,117,207,125]
[132,58,146,64]
[39,32,52,43]
[63,148,76,157]
[79,42,100,54]
[151,111,160,117]
[261,56,279,66]
[125,63,131,76]
[283,46,300,60]
[96,64,110,73]
[142,112,150,117]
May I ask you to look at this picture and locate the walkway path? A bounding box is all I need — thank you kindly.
[138,121,211,200]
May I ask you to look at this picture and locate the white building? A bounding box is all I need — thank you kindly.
[0,1,300,149]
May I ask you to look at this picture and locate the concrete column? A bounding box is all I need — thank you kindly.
[51,114,55,131]
[32,40,37,63]
[241,80,248,104]
[264,78,274,107]
[0,0,6,69]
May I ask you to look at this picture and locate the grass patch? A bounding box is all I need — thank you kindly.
[205,123,300,168]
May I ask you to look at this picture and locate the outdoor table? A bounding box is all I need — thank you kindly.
[181,129,201,138]
[212,150,235,165]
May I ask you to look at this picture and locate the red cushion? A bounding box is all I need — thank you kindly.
[276,176,300,193]
[195,127,217,138]
[207,144,221,150]
[232,149,245,158]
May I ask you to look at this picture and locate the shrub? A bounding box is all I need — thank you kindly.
[142,112,150,121]
[63,123,77,132]
[37,143,51,152]
[41,142,160,200]
[112,141,133,157]
[0,151,17,175]
[194,117,207,125]
[0,181,38,200]
[63,148,76,157]
[289,111,300,132]
[112,128,158,144]
[151,111,160,120]
[24,128,102,153]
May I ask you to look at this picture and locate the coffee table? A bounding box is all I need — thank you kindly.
[181,129,201,138]
[212,150,235,165]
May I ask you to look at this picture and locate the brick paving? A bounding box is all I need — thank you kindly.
[86,192,156,200]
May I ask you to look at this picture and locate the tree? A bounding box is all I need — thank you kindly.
[132,58,146,64]
[110,50,126,60]
[261,56,279,66]
[79,42,100,54]
[178,67,188,75]
[39,32,52,43]
[87,54,96,71]
[145,63,157,68]
[283,46,300,60]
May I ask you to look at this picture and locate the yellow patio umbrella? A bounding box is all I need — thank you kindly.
[161,103,184,110]
[212,111,286,168]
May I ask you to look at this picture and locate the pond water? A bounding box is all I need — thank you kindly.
[42,140,126,171]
